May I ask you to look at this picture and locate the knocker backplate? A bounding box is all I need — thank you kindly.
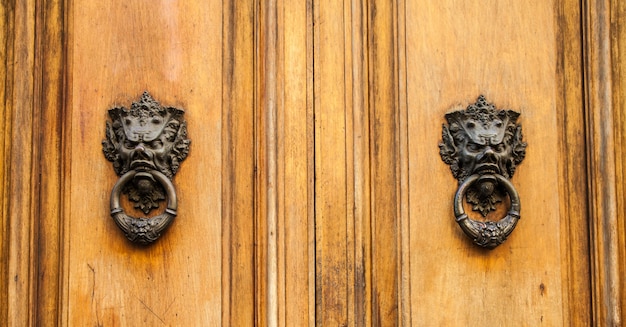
[102,91,190,244]
[439,95,527,248]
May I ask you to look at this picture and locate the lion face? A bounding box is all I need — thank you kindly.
[440,96,525,182]
[103,92,190,179]
[102,92,191,215]
[439,96,526,216]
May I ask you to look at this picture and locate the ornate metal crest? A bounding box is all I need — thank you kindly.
[103,91,190,244]
[439,95,527,248]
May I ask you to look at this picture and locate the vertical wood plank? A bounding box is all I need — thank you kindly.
[278,0,314,325]
[342,1,357,324]
[612,0,626,322]
[258,0,317,324]
[36,0,67,324]
[556,0,591,325]
[396,0,412,325]
[67,2,225,325]
[314,0,404,324]
[314,0,349,324]
[350,0,372,325]
[222,0,256,325]
[0,0,15,323]
[6,0,38,325]
[261,0,279,324]
[404,1,573,324]
[59,2,73,324]
[584,0,623,324]
[368,0,399,324]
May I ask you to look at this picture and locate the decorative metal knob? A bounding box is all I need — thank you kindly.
[102,92,190,244]
[439,95,527,248]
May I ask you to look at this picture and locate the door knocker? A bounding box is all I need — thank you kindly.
[102,91,190,244]
[439,95,527,248]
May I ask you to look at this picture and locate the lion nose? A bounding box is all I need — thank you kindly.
[482,148,496,162]
[131,144,152,161]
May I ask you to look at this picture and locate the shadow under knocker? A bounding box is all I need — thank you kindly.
[102,91,190,244]
[439,95,527,249]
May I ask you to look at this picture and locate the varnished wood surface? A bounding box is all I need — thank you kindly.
[592,0,626,324]
[613,0,626,323]
[313,0,592,325]
[68,1,226,325]
[271,0,315,325]
[4,0,39,325]
[556,0,592,325]
[403,1,588,324]
[2,0,625,325]
[313,0,351,323]
[0,0,15,323]
[222,0,256,325]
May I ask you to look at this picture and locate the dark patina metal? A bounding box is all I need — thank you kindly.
[103,91,190,244]
[439,95,527,248]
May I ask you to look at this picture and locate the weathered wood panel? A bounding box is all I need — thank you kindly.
[5,0,623,325]
[64,1,255,325]
[402,0,590,325]
[221,0,256,325]
[4,0,39,326]
[313,0,351,323]
[613,0,626,323]
[273,0,315,325]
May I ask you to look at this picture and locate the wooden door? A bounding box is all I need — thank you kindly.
[311,0,625,325]
[3,1,266,325]
[2,0,625,326]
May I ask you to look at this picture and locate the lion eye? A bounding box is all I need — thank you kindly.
[467,143,481,152]
[151,118,162,124]
[150,140,163,149]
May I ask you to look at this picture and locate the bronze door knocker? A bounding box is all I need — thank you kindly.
[439,95,527,248]
[102,91,190,244]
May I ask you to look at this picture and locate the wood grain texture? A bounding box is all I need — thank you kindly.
[0,0,15,323]
[2,0,70,325]
[556,0,592,325]
[257,2,315,325]
[402,0,590,324]
[396,0,412,325]
[274,0,314,325]
[261,0,279,324]
[368,0,401,325]
[314,0,350,323]
[313,0,405,325]
[613,0,626,323]
[5,0,624,324]
[584,0,623,324]
[6,0,38,325]
[349,0,373,325]
[36,0,67,324]
[65,1,234,325]
[313,0,378,324]
[222,0,256,325]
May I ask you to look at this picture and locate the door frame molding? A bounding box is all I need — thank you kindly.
[584,0,626,324]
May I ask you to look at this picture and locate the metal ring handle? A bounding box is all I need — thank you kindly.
[110,170,177,244]
[454,174,521,248]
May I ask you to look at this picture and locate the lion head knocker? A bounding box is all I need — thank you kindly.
[103,91,190,244]
[439,95,527,248]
